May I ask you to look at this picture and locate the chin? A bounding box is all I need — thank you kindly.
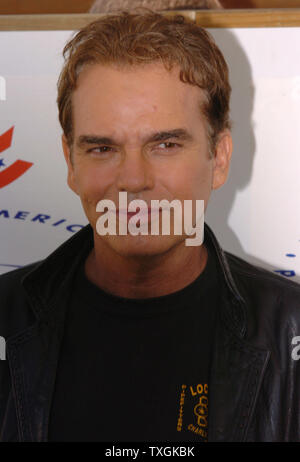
[102,234,184,259]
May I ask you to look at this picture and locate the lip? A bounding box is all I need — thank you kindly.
[115,208,161,223]
[117,208,159,215]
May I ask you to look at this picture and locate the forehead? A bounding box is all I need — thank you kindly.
[72,62,206,136]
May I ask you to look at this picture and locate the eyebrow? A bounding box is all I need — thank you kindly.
[76,129,194,149]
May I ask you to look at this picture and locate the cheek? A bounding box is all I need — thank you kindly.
[164,162,212,201]
[74,164,112,202]
[191,156,213,192]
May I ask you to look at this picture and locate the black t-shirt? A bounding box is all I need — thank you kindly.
[48,244,221,442]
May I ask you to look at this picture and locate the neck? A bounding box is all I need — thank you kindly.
[84,234,208,299]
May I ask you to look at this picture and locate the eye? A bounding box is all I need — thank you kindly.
[88,146,114,154]
[157,142,179,149]
[91,146,111,152]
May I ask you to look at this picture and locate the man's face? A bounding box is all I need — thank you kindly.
[62,62,232,258]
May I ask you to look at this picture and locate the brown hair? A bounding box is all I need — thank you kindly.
[57,9,231,154]
[89,0,223,13]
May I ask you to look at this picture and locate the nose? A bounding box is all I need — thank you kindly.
[116,149,154,194]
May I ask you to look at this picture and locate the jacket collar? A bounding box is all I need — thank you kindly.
[21,222,247,338]
[21,224,94,322]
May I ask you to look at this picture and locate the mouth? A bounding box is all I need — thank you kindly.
[116,207,161,221]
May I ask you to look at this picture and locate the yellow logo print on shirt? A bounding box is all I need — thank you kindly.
[188,383,208,440]
[176,383,208,441]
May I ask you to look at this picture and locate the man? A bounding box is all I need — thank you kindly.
[0,10,300,443]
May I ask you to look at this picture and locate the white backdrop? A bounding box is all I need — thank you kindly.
[0,27,299,281]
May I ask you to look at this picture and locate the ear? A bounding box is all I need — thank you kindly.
[212,130,233,190]
[62,134,79,195]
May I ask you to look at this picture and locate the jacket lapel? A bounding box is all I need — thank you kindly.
[208,300,270,442]
[6,295,68,442]
[5,226,94,441]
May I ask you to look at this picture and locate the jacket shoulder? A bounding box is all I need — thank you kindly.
[0,261,40,284]
[225,250,300,295]
[225,251,300,341]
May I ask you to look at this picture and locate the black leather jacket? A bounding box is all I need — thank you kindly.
[1,223,300,442]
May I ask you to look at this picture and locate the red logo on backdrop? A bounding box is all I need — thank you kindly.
[0,126,33,188]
